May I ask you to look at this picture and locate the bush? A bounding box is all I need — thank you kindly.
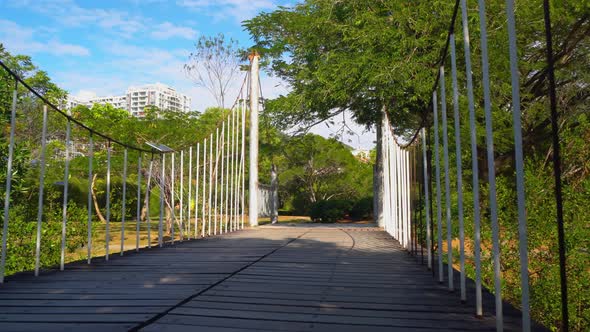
[309,199,353,223]
[2,201,89,276]
[349,196,373,220]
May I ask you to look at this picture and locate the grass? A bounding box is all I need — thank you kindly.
[257,215,374,225]
[68,215,247,262]
[258,215,312,225]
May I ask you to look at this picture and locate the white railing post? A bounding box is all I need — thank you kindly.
[0,87,18,283]
[34,105,49,277]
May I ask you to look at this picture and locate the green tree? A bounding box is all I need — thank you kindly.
[244,0,451,132]
[278,134,372,214]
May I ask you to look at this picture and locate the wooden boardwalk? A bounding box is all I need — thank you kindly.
[0,226,535,331]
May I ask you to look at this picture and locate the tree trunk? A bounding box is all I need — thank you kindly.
[91,173,107,223]
[140,180,154,222]
[165,206,171,236]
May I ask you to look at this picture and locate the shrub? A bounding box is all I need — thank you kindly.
[349,196,373,220]
[2,201,89,276]
[309,199,353,223]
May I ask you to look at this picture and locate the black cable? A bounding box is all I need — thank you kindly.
[429,0,461,102]
[0,59,156,154]
[392,0,461,150]
[543,1,569,331]
[1,57,252,156]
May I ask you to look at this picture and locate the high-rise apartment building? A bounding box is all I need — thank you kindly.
[67,83,191,117]
[126,83,191,117]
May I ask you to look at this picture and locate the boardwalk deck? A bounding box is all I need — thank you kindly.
[0,226,537,331]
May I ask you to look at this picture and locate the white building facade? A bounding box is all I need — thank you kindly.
[67,83,191,117]
[126,83,191,117]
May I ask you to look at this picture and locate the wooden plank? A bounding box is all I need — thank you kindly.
[168,307,490,330]
[0,323,135,332]
[0,227,534,332]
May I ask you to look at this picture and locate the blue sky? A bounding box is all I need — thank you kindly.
[0,0,375,149]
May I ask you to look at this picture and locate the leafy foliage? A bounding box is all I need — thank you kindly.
[275,134,372,215]
[309,199,354,223]
[0,45,233,277]
[349,196,374,220]
[3,190,91,276]
[244,0,451,133]
[246,1,589,330]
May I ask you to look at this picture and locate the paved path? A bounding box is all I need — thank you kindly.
[0,227,534,331]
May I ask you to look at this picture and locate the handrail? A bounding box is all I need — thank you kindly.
[0,59,157,154]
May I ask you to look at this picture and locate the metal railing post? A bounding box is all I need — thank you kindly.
[146,154,154,248]
[171,152,175,243]
[159,154,165,247]
[0,86,18,283]
[505,0,530,328]
[120,149,128,255]
[421,128,432,270]
[208,133,213,235]
[60,116,72,270]
[214,128,219,235]
[433,91,443,284]
[439,66,454,292]
[202,138,207,238]
[180,150,184,240]
[460,0,482,315]
[241,97,246,229]
[34,105,49,277]
[88,135,94,262]
[194,143,200,238]
[188,147,193,239]
[230,109,236,232]
[225,116,231,232]
[220,123,226,233]
[136,154,141,252]
[450,33,466,301]
[477,0,503,327]
[105,142,112,261]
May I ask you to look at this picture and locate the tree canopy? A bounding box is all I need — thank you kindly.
[244,0,589,144]
[244,0,452,132]
[282,134,371,202]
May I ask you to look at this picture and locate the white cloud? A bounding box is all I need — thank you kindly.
[0,19,90,56]
[55,71,130,98]
[99,42,189,81]
[8,0,145,38]
[151,22,198,40]
[45,40,90,56]
[72,90,98,101]
[177,0,277,22]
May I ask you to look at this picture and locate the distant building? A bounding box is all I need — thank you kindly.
[64,98,83,110]
[126,83,191,117]
[95,95,128,110]
[352,149,371,162]
[67,83,191,117]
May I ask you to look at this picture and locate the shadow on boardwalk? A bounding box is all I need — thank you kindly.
[0,225,545,331]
